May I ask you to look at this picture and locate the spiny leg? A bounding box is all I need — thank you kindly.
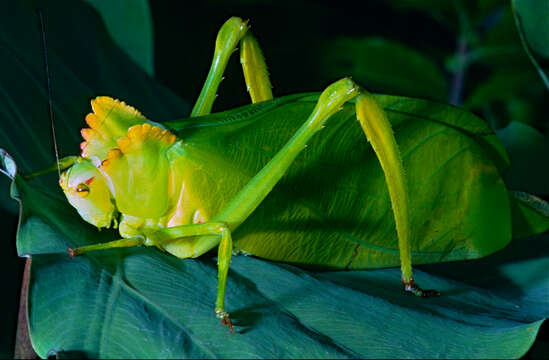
[356,94,439,297]
[191,17,273,116]
[67,236,145,257]
[154,222,234,331]
[68,222,236,332]
[240,33,273,103]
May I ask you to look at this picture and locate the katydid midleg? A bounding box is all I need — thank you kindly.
[31,17,441,331]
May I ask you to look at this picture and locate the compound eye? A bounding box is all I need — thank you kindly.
[75,183,90,197]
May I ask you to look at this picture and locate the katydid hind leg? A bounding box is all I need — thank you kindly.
[240,33,273,103]
[403,279,440,297]
[355,93,439,297]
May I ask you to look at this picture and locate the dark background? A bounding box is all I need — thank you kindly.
[152,1,452,109]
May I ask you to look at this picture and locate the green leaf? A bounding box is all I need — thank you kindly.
[509,191,549,239]
[312,37,448,101]
[496,121,549,195]
[512,0,549,89]
[460,6,547,131]
[84,0,155,75]
[464,71,543,109]
[512,0,549,58]
[474,7,532,69]
[5,175,548,358]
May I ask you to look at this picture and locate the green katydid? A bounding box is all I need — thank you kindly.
[29,16,493,332]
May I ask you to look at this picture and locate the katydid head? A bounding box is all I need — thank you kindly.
[59,158,117,229]
[36,10,117,230]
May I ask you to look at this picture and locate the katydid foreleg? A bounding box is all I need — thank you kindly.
[68,236,145,257]
[152,222,234,330]
[69,221,236,330]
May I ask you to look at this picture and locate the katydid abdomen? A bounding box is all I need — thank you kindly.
[158,93,509,269]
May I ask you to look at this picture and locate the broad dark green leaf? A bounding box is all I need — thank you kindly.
[462,6,547,133]
[6,174,549,358]
[509,191,549,239]
[497,121,549,196]
[474,8,531,69]
[512,0,549,58]
[512,0,549,89]
[84,0,155,75]
[465,71,543,109]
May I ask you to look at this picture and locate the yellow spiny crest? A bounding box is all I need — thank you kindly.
[80,96,147,160]
[91,97,143,120]
[118,123,177,152]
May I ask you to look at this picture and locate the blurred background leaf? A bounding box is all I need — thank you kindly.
[512,0,549,58]
[84,0,155,75]
[310,37,448,100]
[497,122,549,196]
[511,0,549,89]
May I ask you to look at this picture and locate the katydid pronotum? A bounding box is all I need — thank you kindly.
[30,17,443,331]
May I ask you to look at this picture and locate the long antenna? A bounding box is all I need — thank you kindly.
[38,9,61,178]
